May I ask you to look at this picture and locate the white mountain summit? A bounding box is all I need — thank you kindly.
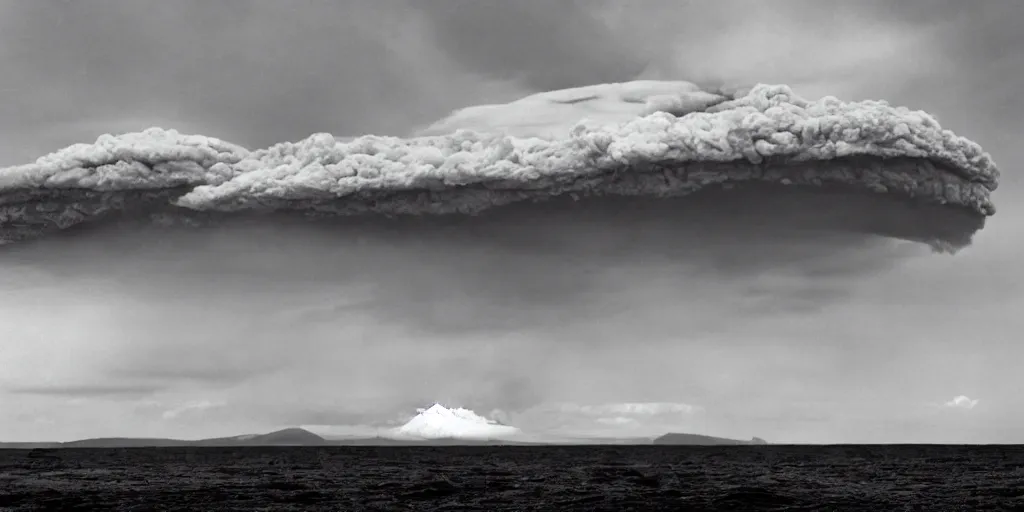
[388,403,522,440]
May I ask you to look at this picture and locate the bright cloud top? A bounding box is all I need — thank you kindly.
[560,401,702,416]
[0,80,1000,248]
[944,395,979,410]
[388,403,522,440]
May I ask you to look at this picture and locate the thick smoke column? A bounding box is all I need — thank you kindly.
[0,81,998,249]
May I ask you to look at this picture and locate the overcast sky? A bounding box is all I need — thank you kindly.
[2,0,1022,444]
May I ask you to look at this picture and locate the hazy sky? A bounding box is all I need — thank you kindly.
[2,0,1022,444]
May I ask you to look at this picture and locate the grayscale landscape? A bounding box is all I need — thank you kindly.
[2,0,1022,510]
[0,427,765,449]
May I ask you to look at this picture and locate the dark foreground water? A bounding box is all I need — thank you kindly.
[2,445,1022,511]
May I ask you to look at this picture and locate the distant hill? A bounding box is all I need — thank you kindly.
[235,428,329,446]
[62,438,193,448]
[0,429,546,448]
[1,429,767,448]
[325,436,547,446]
[0,442,61,449]
[2,428,331,449]
[653,433,768,446]
[189,428,329,447]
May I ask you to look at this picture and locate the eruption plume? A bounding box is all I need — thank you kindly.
[0,80,998,250]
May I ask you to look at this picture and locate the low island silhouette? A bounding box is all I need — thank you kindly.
[652,433,768,446]
[0,427,768,448]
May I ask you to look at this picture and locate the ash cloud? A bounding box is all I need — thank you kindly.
[0,81,999,249]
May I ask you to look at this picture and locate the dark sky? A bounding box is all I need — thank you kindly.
[1,0,1022,443]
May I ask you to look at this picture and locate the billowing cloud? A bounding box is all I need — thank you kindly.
[388,403,521,440]
[944,395,979,410]
[0,81,997,248]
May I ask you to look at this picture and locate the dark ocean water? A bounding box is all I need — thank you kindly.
[2,445,1022,511]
